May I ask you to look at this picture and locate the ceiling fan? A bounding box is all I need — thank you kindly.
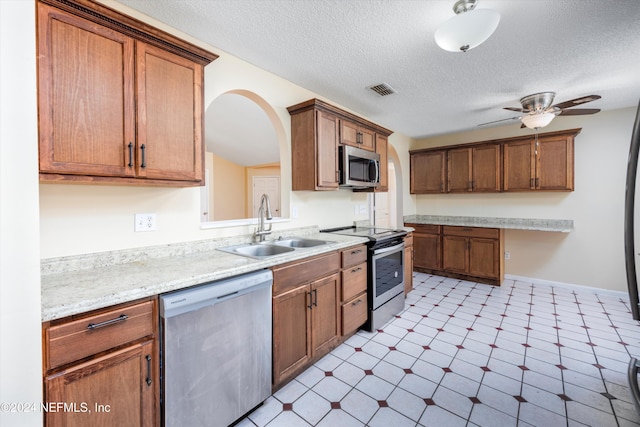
[480,92,601,129]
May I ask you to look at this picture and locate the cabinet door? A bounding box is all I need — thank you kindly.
[404,245,414,295]
[473,144,501,192]
[310,273,341,356]
[468,238,500,279]
[413,233,441,271]
[37,3,135,178]
[316,110,340,189]
[45,340,155,427]
[537,136,574,190]
[136,42,203,182]
[503,140,535,191]
[411,151,446,193]
[359,127,375,151]
[376,134,389,191]
[272,285,312,386]
[341,121,374,151]
[447,148,472,192]
[442,235,468,274]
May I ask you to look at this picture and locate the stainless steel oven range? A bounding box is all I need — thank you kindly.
[322,226,407,331]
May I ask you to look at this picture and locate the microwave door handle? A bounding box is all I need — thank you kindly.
[372,159,380,184]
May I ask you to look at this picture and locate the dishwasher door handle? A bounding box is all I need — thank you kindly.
[216,291,239,302]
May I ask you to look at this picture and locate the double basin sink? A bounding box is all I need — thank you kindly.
[218,237,333,260]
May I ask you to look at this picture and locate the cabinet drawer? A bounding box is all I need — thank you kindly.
[406,223,441,235]
[341,262,367,301]
[442,226,499,239]
[341,245,367,268]
[45,299,155,370]
[272,252,340,295]
[342,292,367,335]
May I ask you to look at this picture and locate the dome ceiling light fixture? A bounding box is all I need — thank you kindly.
[434,0,501,53]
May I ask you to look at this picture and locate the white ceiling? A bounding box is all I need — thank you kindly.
[118,0,640,140]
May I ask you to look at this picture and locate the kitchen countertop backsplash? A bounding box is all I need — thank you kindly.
[41,226,367,322]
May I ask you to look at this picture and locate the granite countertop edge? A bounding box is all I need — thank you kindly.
[41,227,368,322]
[403,215,574,233]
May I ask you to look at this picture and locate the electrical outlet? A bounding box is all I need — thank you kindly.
[504,251,511,260]
[291,206,298,219]
[135,213,156,232]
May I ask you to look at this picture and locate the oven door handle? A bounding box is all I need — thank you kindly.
[373,242,404,255]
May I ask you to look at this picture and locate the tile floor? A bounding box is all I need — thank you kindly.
[239,272,640,426]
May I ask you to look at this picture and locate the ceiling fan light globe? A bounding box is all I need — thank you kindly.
[521,112,555,129]
[435,9,500,52]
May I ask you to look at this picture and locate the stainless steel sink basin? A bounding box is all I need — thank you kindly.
[219,243,294,259]
[218,237,333,259]
[271,237,332,248]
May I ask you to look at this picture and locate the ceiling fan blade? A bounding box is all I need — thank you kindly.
[478,115,522,127]
[504,107,526,113]
[551,95,601,110]
[556,108,601,116]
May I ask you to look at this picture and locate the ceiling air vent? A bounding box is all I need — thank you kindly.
[368,83,396,97]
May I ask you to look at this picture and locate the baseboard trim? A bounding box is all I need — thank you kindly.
[504,274,629,299]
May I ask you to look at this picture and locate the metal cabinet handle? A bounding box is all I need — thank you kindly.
[351,267,362,273]
[145,355,152,386]
[351,299,363,307]
[307,291,313,309]
[312,289,318,307]
[351,249,362,255]
[140,144,146,168]
[127,142,133,167]
[87,314,128,330]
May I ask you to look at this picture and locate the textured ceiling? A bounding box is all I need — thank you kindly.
[117,0,640,140]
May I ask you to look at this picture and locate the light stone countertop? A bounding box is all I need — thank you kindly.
[403,215,574,232]
[41,226,368,322]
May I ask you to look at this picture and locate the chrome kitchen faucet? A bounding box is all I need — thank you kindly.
[255,193,273,242]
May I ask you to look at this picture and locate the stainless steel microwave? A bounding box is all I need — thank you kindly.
[338,145,380,188]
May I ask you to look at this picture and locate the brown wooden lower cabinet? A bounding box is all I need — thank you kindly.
[42,298,158,427]
[406,223,504,286]
[272,273,341,388]
[271,245,368,390]
[404,233,414,295]
[45,340,155,427]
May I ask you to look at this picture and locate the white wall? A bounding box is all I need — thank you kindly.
[413,107,637,291]
[0,1,43,426]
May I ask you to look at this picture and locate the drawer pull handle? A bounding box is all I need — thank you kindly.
[312,289,318,307]
[351,267,362,273]
[351,249,363,255]
[351,299,363,307]
[87,314,128,330]
[145,355,152,386]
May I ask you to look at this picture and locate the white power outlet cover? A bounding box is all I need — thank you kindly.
[135,213,157,232]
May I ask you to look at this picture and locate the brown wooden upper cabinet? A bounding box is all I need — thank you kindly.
[410,150,446,194]
[411,128,580,194]
[503,131,577,191]
[37,0,217,186]
[341,120,375,151]
[288,99,393,191]
[448,144,501,192]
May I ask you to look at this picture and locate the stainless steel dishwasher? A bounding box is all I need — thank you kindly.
[159,270,273,427]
